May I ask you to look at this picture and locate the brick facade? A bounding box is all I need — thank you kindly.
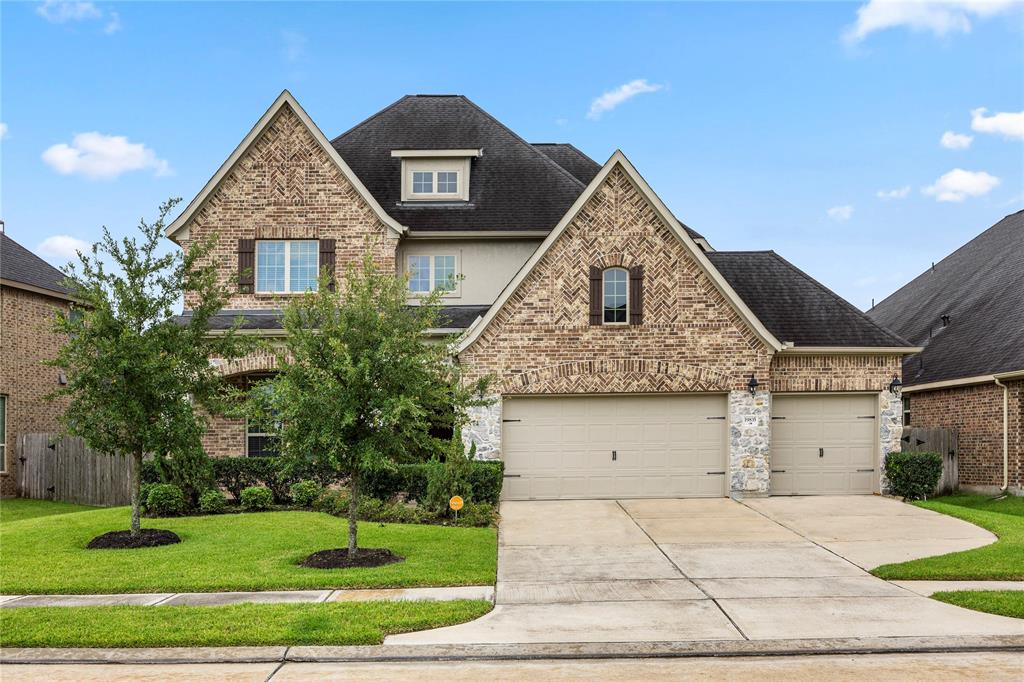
[770,354,902,393]
[0,286,70,496]
[908,381,1024,492]
[179,102,398,312]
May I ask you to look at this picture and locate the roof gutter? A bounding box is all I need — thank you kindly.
[992,369,1024,494]
[778,345,923,355]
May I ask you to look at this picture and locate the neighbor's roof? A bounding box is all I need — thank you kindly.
[708,251,912,348]
[867,210,1024,385]
[0,232,70,297]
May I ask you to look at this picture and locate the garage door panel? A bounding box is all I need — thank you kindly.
[771,394,877,496]
[502,395,727,500]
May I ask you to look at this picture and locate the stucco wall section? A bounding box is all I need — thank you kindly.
[179,102,397,311]
[458,165,772,394]
[0,286,71,495]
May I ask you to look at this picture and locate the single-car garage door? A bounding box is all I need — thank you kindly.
[501,394,728,500]
[771,394,878,495]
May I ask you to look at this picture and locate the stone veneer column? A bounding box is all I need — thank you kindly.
[462,395,502,461]
[729,390,772,498]
[878,390,903,493]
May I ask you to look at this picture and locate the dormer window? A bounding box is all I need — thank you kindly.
[392,149,480,202]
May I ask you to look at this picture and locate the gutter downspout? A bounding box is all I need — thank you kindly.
[994,377,1009,492]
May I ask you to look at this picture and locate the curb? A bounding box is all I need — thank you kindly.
[4,635,1024,665]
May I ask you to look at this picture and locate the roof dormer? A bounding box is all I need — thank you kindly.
[391,149,481,203]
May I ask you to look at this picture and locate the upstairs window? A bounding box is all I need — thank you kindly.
[408,254,459,295]
[255,240,319,294]
[602,267,628,324]
[412,171,433,194]
[393,153,476,202]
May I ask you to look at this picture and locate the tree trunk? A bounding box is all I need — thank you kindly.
[347,470,359,557]
[130,451,143,537]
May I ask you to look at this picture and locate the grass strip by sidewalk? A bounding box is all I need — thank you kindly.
[0,499,98,524]
[932,591,1024,620]
[871,494,1023,581]
[0,600,492,648]
[1,503,496,594]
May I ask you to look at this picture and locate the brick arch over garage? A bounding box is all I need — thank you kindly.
[215,353,280,378]
[501,358,735,394]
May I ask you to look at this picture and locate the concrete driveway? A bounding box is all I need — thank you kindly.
[388,496,1023,645]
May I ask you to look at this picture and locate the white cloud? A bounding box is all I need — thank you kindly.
[36,1,101,23]
[877,185,911,200]
[971,107,1024,140]
[0,122,7,140]
[923,168,1000,202]
[281,30,307,63]
[827,205,855,221]
[104,10,121,34]
[37,235,91,261]
[940,131,973,149]
[42,132,171,180]
[587,79,664,120]
[843,0,1020,45]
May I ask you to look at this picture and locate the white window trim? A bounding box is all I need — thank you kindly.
[406,253,462,298]
[255,240,320,295]
[0,394,6,474]
[602,267,629,326]
[400,158,471,202]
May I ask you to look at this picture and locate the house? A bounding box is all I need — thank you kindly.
[868,211,1023,496]
[167,90,918,500]
[0,231,73,496]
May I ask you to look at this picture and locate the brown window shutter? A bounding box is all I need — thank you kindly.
[589,266,603,325]
[319,238,336,290]
[629,265,644,325]
[238,239,255,293]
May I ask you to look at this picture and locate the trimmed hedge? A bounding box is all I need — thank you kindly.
[240,486,273,511]
[885,451,943,500]
[145,484,186,517]
[362,461,503,505]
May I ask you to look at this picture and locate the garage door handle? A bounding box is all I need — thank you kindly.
[856,468,875,473]
[503,474,522,478]
[706,471,725,475]
[857,415,876,419]
[771,469,786,473]
[502,419,522,423]
[705,416,726,420]
[819,448,824,458]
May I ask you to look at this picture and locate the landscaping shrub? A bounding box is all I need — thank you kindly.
[211,457,338,503]
[454,501,496,527]
[141,461,161,485]
[313,489,350,516]
[361,460,502,505]
[467,461,504,505]
[139,483,157,512]
[239,485,273,511]
[145,484,186,517]
[289,480,323,508]
[885,451,943,500]
[198,489,227,515]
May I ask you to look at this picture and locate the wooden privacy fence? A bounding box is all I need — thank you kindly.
[16,433,135,506]
[901,426,959,495]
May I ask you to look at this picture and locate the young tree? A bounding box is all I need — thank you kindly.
[249,251,490,557]
[50,199,247,540]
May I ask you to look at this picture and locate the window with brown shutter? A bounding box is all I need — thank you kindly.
[238,239,255,293]
[319,239,336,290]
[629,265,644,325]
[588,266,602,325]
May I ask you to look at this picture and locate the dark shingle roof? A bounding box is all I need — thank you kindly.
[177,305,490,332]
[0,232,70,296]
[531,143,601,184]
[867,210,1024,385]
[331,95,586,232]
[708,251,911,348]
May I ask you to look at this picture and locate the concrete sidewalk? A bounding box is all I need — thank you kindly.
[0,585,493,609]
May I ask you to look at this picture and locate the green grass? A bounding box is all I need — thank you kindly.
[0,504,496,594]
[872,494,1024,581]
[932,591,1024,619]
[0,498,98,524]
[0,600,492,648]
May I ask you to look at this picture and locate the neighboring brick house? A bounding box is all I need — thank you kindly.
[168,90,918,500]
[0,232,73,496]
[869,211,1024,496]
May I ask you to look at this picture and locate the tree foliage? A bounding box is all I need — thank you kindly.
[245,251,491,555]
[49,199,248,535]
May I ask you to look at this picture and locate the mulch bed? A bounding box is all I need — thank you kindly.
[300,547,405,569]
[86,529,181,550]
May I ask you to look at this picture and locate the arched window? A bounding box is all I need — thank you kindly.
[602,267,628,324]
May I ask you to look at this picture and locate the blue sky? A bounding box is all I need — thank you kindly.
[2,1,1021,310]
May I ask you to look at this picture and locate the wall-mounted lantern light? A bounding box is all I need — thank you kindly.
[888,374,902,396]
[748,373,759,396]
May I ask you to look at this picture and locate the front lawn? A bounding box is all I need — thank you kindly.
[0,504,496,594]
[872,494,1023,581]
[0,600,492,648]
[933,591,1024,620]
[0,498,98,524]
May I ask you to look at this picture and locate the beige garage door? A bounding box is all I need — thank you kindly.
[501,394,728,500]
[771,394,878,495]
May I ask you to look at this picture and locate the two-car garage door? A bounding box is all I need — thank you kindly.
[501,395,728,500]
